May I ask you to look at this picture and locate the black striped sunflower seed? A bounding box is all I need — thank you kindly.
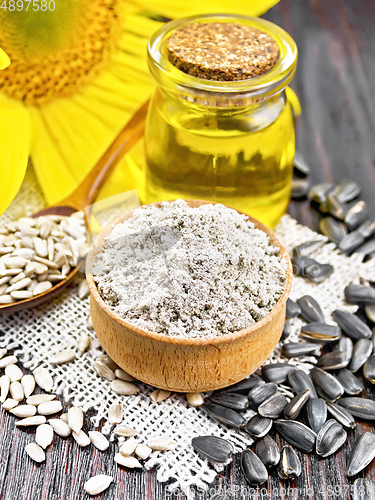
[210,393,249,412]
[261,363,297,384]
[297,295,324,323]
[244,414,272,439]
[292,257,319,277]
[344,284,375,306]
[336,368,364,395]
[348,338,373,373]
[306,263,334,283]
[282,342,321,358]
[284,389,310,420]
[288,370,318,399]
[308,182,334,208]
[286,298,301,318]
[344,201,368,231]
[258,393,288,419]
[203,403,246,428]
[347,433,375,477]
[339,231,365,254]
[241,449,268,485]
[363,354,375,384]
[293,151,310,177]
[191,436,234,463]
[310,367,344,402]
[305,398,327,433]
[219,375,265,394]
[292,240,325,258]
[326,401,356,429]
[275,419,316,454]
[248,383,278,409]
[316,351,349,371]
[357,220,375,239]
[319,217,347,244]
[300,322,341,344]
[355,239,375,257]
[316,419,346,458]
[332,310,372,340]
[333,179,361,204]
[277,446,301,480]
[337,397,375,420]
[255,435,280,468]
[334,336,353,363]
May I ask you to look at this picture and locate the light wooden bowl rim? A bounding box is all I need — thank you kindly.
[86,199,293,346]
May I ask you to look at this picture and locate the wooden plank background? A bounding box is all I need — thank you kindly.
[0,0,374,498]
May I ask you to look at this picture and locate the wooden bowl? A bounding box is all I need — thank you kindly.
[86,200,292,393]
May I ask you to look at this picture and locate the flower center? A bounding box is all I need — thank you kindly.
[0,0,122,105]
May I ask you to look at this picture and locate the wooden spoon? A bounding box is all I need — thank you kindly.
[0,101,149,313]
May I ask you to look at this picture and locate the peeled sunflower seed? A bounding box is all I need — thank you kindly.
[306,262,334,283]
[94,361,116,381]
[110,379,139,396]
[316,419,347,458]
[297,295,324,323]
[114,426,140,438]
[4,364,24,382]
[363,354,375,384]
[347,432,375,476]
[348,338,373,373]
[114,369,136,382]
[10,381,24,401]
[115,453,142,468]
[203,403,246,428]
[33,367,53,392]
[338,397,375,420]
[10,405,36,418]
[68,407,84,433]
[277,445,301,480]
[48,418,71,437]
[77,332,90,353]
[38,400,63,415]
[21,374,35,399]
[345,284,375,306]
[286,298,301,318]
[147,438,177,451]
[78,279,89,299]
[0,375,10,403]
[108,402,123,425]
[72,430,91,447]
[0,355,18,368]
[241,449,268,485]
[334,337,353,363]
[316,351,349,370]
[244,414,272,439]
[150,390,171,403]
[319,217,347,244]
[257,392,288,419]
[36,424,54,449]
[300,323,341,344]
[282,342,321,358]
[288,370,318,399]
[310,367,344,401]
[305,398,327,433]
[186,393,204,407]
[25,443,45,463]
[84,475,113,496]
[261,363,297,384]
[119,437,138,457]
[135,444,152,460]
[2,398,19,410]
[210,393,249,411]
[326,401,356,429]
[336,368,364,395]
[248,383,278,409]
[332,310,371,340]
[284,389,310,420]
[352,478,375,500]
[275,420,316,454]
[49,349,76,365]
[27,394,56,406]
[88,431,109,451]
[15,416,46,427]
[255,435,280,468]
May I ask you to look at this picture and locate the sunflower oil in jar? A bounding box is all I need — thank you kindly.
[146,15,298,228]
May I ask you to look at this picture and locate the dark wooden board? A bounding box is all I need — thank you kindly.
[1,0,375,498]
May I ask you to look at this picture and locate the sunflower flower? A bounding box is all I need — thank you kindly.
[0,0,280,215]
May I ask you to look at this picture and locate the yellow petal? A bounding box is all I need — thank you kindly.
[128,0,280,19]
[0,96,30,214]
[0,47,10,69]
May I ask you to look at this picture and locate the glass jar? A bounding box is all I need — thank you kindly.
[145,14,298,228]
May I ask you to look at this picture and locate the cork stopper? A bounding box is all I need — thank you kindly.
[167,22,279,82]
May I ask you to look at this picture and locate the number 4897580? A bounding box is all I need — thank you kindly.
[0,0,55,11]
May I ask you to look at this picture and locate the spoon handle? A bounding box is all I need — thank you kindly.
[57,100,149,212]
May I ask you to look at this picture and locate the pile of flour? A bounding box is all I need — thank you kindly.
[93,200,287,338]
